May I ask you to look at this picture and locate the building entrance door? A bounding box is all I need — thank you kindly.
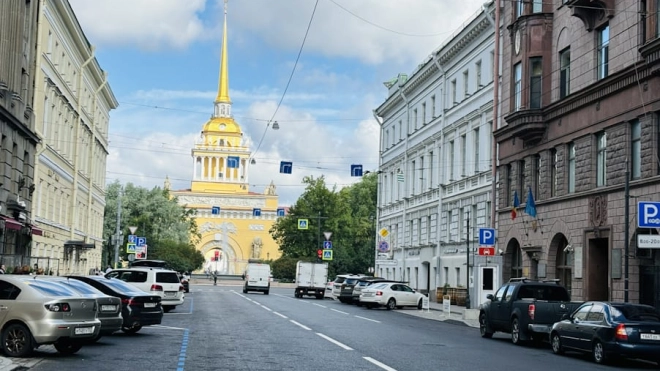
[587,238,609,300]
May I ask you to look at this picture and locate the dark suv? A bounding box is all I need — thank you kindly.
[338,275,372,303]
[352,277,397,305]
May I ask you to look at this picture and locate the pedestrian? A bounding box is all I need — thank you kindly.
[213,270,218,286]
[0,264,5,274]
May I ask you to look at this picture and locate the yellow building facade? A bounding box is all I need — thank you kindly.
[170,1,282,274]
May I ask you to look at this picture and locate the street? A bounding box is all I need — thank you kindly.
[22,284,658,371]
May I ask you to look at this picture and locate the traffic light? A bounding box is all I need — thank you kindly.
[317,249,322,259]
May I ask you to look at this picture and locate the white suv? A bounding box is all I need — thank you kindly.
[106,267,184,312]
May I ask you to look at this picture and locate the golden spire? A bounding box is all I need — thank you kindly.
[215,0,230,103]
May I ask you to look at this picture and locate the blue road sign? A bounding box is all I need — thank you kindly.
[128,235,137,244]
[136,237,147,247]
[638,201,660,228]
[351,164,363,177]
[277,208,286,216]
[212,206,220,215]
[126,243,136,254]
[378,240,389,252]
[322,249,333,260]
[253,208,261,217]
[323,241,332,249]
[478,228,496,246]
[280,161,293,174]
[298,219,309,230]
[227,156,240,168]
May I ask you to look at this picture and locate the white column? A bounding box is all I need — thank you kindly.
[221,157,225,180]
[193,156,198,180]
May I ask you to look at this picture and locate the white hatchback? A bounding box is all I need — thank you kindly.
[359,282,426,310]
[106,267,184,312]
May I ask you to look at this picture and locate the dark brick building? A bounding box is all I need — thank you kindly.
[495,0,660,306]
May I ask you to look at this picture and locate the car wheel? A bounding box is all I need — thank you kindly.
[264,290,269,295]
[592,340,607,364]
[511,318,522,345]
[417,299,423,310]
[163,305,175,313]
[243,287,248,294]
[121,325,142,334]
[1,323,34,357]
[551,332,564,355]
[386,298,396,310]
[479,313,494,339]
[54,340,83,355]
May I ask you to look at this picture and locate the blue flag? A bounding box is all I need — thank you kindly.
[525,187,537,218]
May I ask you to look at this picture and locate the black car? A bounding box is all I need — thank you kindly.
[66,275,163,334]
[550,301,660,365]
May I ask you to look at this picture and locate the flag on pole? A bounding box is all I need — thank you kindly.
[525,187,537,218]
[511,190,520,220]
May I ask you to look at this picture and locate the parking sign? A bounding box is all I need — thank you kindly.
[478,228,496,246]
[638,201,660,228]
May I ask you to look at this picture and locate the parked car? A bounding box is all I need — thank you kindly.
[106,267,185,312]
[550,301,660,365]
[352,277,396,305]
[130,259,169,268]
[331,274,365,300]
[41,277,122,342]
[479,278,583,345]
[67,275,163,334]
[324,281,334,299]
[359,282,426,310]
[0,275,101,357]
[338,276,372,304]
[179,272,190,293]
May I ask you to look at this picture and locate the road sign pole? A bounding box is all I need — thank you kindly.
[113,189,122,269]
[624,159,629,303]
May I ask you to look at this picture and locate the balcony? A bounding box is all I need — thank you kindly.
[564,0,614,31]
[499,109,547,146]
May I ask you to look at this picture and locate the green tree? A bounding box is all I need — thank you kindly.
[149,240,205,273]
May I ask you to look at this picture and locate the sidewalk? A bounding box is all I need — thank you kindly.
[0,353,44,371]
[403,299,480,328]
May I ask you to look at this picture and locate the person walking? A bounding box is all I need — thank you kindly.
[213,271,218,286]
[0,264,5,274]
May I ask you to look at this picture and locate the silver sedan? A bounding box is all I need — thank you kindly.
[0,275,101,357]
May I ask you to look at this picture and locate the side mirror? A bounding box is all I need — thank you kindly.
[560,313,570,321]
[486,294,494,300]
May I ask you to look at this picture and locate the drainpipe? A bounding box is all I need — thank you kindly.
[372,109,383,277]
[400,89,410,283]
[431,53,446,291]
[491,0,500,231]
[31,0,46,259]
[69,46,96,273]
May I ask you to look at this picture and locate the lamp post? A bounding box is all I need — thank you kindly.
[113,188,122,269]
[624,159,630,303]
[465,210,471,309]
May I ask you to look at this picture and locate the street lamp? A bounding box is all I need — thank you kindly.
[465,210,471,310]
[271,121,280,130]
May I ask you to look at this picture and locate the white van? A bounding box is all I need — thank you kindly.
[243,263,271,295]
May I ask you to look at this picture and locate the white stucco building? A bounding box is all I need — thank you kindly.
[30,0,117,275]
[374,2,501,304]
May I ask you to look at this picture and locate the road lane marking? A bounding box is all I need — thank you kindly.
[354,315,381,323]
[330,308,348,315]
[261,305,272,311]
[363,357,397,371]
[150,325,187,331]
[312,303,327,308]
[273,311,288,319]
[316,333,353,350]
[176,329,190,371]
[290,320,311,331]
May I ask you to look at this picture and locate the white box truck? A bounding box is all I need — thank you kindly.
[242,263,271,295]
[294,261,328,299]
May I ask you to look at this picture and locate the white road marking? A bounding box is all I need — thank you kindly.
[330,308,348,315]
[149,325,187,331]
[312,303,327,308]
[261,305,272,311]
[273,311,288,319]
[290,320,311,331]
[316,333,353,350]
[354,315,381,323]
[363,357,397,371]
[253,301,261,305]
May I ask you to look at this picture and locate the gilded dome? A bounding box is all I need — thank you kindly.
[202,117,242,135]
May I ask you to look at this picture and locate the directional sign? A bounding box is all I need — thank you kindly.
[323,241,333,249]
[227,156,240,168]
[479,228,496,246]
[478,247,495,256]
[322,249,333,261]
[298,219,309,230]
[378,241,389,252]
[136,237,147,247]
[126,243,136,254]
[211,206,220,215]
[350,164,363,177]
[277,208,286,217]
[280,161,293,174]
[128,235,137,244]
[638,201,660,228]
[253,208,261,217]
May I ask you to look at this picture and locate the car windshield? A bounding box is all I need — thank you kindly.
[611,304,660,322]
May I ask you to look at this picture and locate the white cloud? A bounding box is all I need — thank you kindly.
[68,0,208,50]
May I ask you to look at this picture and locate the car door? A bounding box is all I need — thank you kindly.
[400,284,416,306]
[389,284,402,304]
[576,303,606,351]
[562,303,592,350]
[493,285,515,329]
[487,286,507,330]
[0,280,20,325]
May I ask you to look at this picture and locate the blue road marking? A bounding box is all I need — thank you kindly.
[176,329,190,371]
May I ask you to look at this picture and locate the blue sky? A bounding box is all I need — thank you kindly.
[68,0,487,205]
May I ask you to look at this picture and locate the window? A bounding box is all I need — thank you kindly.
[449,140,455,180]
[513,63,522,110]
[632,120,641,179]
[459,207,464,238]
[506,163,513,205]
[411,160,416,194]
[532,0,542,13]
[511,243,523,279]
[535,154,541,198]
[597,132,607,186]
[447,211,453,242]
[419,156,425,191]
[597,25,610,80]
[518,159,525,196]
[461,134,467,176]
[515,0,524,17]
[568,143,576,193]
[559,48,571,99]
[551,149,558,197]
[422,103,426,125]
[427,215,432,243]
[456,267,461,286]
[476,60,482,87]
[431,95,436,118]
[413,109,418,130]
[463,70,469,97]
[429,151,434,188]
[399,120,402,140]
[529,57,542,109]
[417,218,422,245]
[556,237,573,295]
[474,128,480,173]
[451,79,457,103]
[385,130,389,149]
[490,50,495,82]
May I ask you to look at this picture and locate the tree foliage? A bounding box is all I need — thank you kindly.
[103,181,203,271]
[269,174,377,278]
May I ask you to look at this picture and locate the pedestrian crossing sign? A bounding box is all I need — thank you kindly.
[126,243,136,254]
[322,249,333,261]
[298,219,309,230]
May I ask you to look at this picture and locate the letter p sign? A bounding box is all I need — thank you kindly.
[639,201,660,228]
[479,228,496,246]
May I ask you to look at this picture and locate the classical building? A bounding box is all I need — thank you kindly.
[171,2,282,274]
[0,0,42,272]
[495,0,660,306]
[374,2,500,305]
[30,0,117,275]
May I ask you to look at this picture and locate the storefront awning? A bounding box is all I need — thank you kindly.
[64,240,95,249]
[0,216,23,231]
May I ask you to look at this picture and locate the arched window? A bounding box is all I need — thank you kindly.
[556,236,573,295]
[511,241,523,279]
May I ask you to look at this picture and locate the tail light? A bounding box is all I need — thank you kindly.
[150,284,163,292]
[45,303,71,312]
[121,298,137,306]
[376,291,383,296]
[615,323,628,340]
[528,304,536,320]
[179,285,184,292]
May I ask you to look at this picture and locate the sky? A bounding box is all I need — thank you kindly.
[68,0,489,206]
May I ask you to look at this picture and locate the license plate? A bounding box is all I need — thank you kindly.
[144,302,157,308]
[164,291,177,297]
[641,333,660,340]
[101,305,117,312]
[75,327,94,335]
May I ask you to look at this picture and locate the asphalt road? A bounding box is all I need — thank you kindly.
[28,285,659,371]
